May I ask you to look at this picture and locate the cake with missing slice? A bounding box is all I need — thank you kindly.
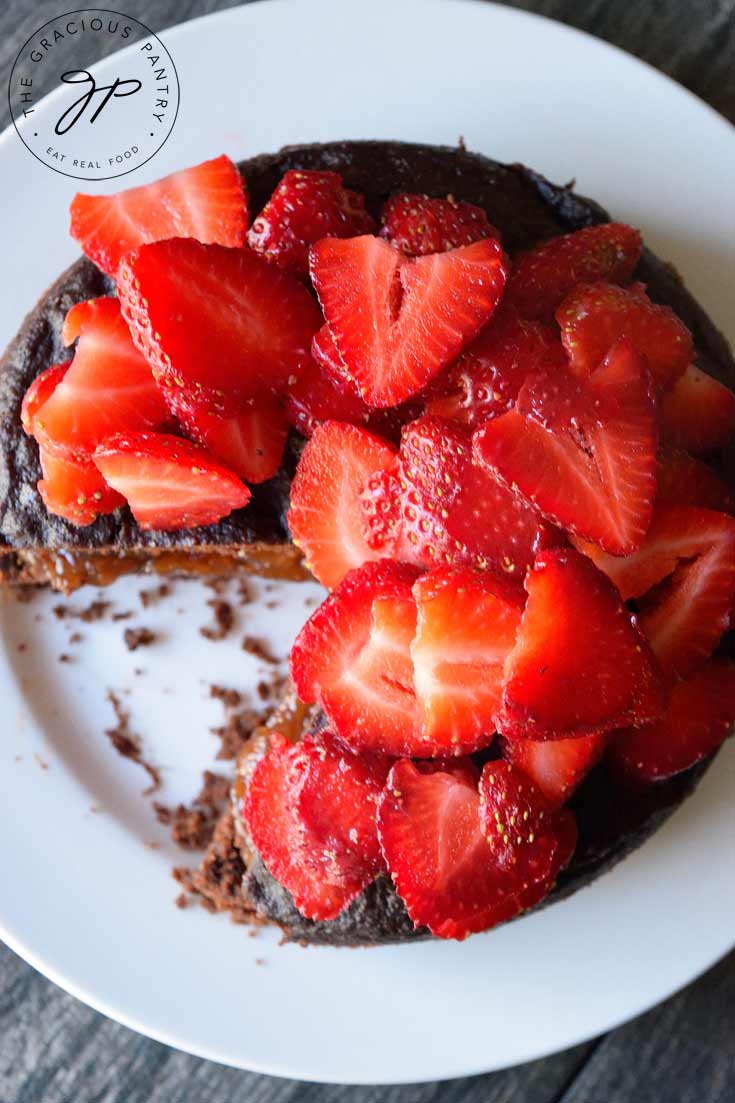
[2,140,734,943]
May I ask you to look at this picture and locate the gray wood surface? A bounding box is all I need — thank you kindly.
[1,1,734,1099]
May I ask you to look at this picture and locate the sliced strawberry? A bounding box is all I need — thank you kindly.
[290,560,427,756]
[411,567,523,753]
[359,466,404,552]
[285,354,377,438]
[175,395,288,484]
[310,235,508,406]
[293,731,390,883]
[573,505,735,679]
[21,363,69,437]
[37,446,125,526]
[505,222,642,322]
[556,281,692,388]
[395,416,559,581]
[500,733,606,807]
[34,298,169,458]
[656,449,734,513]
[610,660,735,782]
[660,364,735,454]
[377,758,575,939]
[93,431,251,531]
[379,193,499,256]
[474,338,658,555]
[243,733,368,921]
[425,306,566,429]
[499,548,666,739]
[117,239,321,414]
[287,421,399,589]
[248,169,375,277]
[70,155,248,277]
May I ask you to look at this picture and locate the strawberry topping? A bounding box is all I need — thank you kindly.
[175,395,289,484]
[656,449,734,513]
[310,235,508,406]
[21,363,69,438]
[500,733,607,807]
[474,338,658,555]
[505,222,642,322]
[248,170,375,277]
[660,364,735,454]
[379,193,499,255]
[499,548,666,739]
[93,431,251,531]
[38,447,125,527]
[70,154,249,277]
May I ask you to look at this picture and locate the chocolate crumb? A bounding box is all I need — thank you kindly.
[237,579,253,604]
[123,627,156,652]
[112,611,133,622]
[205,578,227,594]
[154,770,232,851]
[200,599,234,641]
[210,684,242,709]
[58,653,71,664]
[140,583,170,608]
[173,809,258,924]
[52,604,68,620]
[34,753,49,770]
[69,632,83,644]
[14,588,37,604]
[265,600,279,610]
[255,958,266,966]
[257,680,270,701]
[104,690,161,795]
[241,636,278,664]
[17,642,27,653]
[80,600,111,622]
[175,893,191,909]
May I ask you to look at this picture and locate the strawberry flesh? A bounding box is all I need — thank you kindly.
[499,548,666,739]
[310,235,508,406]
[70,154,249,277]
[660,364,735,454]
[175,395,288,484]
[21,363,69,437]
[379,193,499,256]
[500,732,606,807]
[656,449,734,513]
[38,446,125,526]
[93,431,251,531]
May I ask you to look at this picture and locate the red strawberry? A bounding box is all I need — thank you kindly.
[287,421,400,589]
[117,239,321,414]
[505,222,642,322]
[499,548,666,739]
[556,281,692,388]
[660,364,735,454]
[610,660,735,782]
[175,395,288,484]
[70,154,248,277]
[478,761,578,877]
[290,560,427,756]
[395,416,559,581]
[379,193,499,256]
[33,298,169,458]
[37,446,125,526]
[474,338,658,555]
[243,734,370,921]
[310,235,508,406]
[411,567,523,753]
[376,758,575,939]
[293,731,390,883]
[573,505,735,679]
[656,449,734,513]
[359,467,404,552]
[425,306,566,429]
[285,354,378,438]
[21,363,69,437]
[248,170,375,277]
[93,431,250,531]
[500,733,606,807]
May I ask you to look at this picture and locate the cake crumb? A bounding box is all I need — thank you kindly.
[238,579,253,604]
[154,770,231,851]
[140,583,170,608]
[123,627,156,651]
[175,892,191,909]
[58,653,71,664]
[14,588,37,604]
[80,600,111,622]
[200,599,234,641]
[69,631,83,644]
[173,809,259,924]
[210,684,242,709]
[34,753,49,771]
[104,690,161,795]
[241,636,278,664]
[112,610,133,622]
[17,642,27,653]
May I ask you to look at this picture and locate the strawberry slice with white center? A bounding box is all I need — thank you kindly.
[474,338,658,555]
[93,431,251,531]
[174,395,288,484]
[287,421,400,589]
[38,446,125,527]
[243,733,371,921]
[500,733,607,807]
[573,505,735,679]
[660,363,735,454]
[310,235,508,406]
[499,548,666,739]
[117,239,322,415]
[290,560,427,756]
[610,660,735,782]
[394,416,560,582]
[70,154,249,277]
[377,759,576,939]
[411,567,523,753]
[33,298,170,458]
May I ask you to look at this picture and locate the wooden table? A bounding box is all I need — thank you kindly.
[1,2,733,1099]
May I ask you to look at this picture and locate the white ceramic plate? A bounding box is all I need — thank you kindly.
[1,0,734,1084]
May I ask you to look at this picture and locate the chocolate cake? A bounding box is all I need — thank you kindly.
[2,140,733,946]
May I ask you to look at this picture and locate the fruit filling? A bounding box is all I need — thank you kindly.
[22,154,735,938]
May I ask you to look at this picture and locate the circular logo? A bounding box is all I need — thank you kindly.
[8,8,180,181]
